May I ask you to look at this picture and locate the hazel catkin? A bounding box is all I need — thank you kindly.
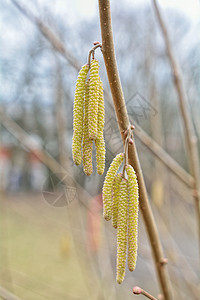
[126,164,139,272]
[72,64,89,165]
[82,80,93,176]
[95,78,105,175]
[112,173,122,229]
[102,153,124,221]
[88,59,99,140]
[116,178,128,284]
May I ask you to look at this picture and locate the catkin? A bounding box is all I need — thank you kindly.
[88,59,99,140]
[112,173,122,229]
[82,80,93,176]
[72,64,89,165]
[117,178,128,284]
[95,133,105,175]
[102,153,124,221]
[95,78,105,175]
[126,165,139,272]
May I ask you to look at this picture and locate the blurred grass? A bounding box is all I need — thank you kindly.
[0,193,96,300]
[0,182,198,300]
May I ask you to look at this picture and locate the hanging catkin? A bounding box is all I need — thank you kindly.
[126,164,139,272]
[112,173,122,229]
[95,78,105,175]
[102,153,124,221]
[116,178,128,284]
[72,64,89,165]
[82,80,93,176]
[88,59,99,140]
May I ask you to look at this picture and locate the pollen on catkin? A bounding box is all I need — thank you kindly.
[117,178,128,284]
[88,59,99,140]
[126,165,139,272]
[102,153,124,221]
[72,64,89,165]
[95,133,105,175]
[95,78,105,175]
[82,80,93,176]
[112,173,122,229]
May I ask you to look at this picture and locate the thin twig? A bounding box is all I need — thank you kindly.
[88,43,102,67]
[133,286,158,300]
[152,0,200,259]
[135,125,194,189]
[11,0,80,70]
[98,0,172,299]
[53,54,69,170]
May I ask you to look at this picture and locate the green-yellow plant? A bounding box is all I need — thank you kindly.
[88,59,99,140]
[82,80,93,176]
[117,178,128,284]
[95,78,105,175]
[102,153,124,220]
[72,64,89,165]
[126,164,139,271]
[112,173,122,229]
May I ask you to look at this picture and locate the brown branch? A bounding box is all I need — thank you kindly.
[98,1,172,299]
[133,286,158,300]
[53,55,69,170]
[11,0,81,70]
[152,0,200,257]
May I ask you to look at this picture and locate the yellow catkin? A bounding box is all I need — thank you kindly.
[82,80,93,176]
[88,59,99,140]
[95,133,105,175]
[72,64,89,165]
[95,78,105,175]
[117,178,128,284]
[102,153,124,221]
[112,173,122,229]
[126,165,139,272]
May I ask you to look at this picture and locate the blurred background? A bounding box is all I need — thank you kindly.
[0,0,200,299]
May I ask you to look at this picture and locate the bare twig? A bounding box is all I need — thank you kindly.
[135,125,194,189]
[88,42,102,67]
[133,286,158,300]
[10,0,80,70]
[98,0,172,299]
[152,0,200,257]
[53,54,69,170]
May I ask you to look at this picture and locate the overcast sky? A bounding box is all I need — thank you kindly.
[58,0,200,23]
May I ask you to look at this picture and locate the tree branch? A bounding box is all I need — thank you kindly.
[152,0,200,258]
[98,1,172,299]
[135,125,194,189]
[11,0,81,70]
[133,286,158,300]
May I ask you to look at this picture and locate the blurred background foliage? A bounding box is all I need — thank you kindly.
[0,0,200,299]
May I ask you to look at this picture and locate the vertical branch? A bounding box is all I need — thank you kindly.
[152,0,200,257]
[54,55,69,170]
[98,1,172,299]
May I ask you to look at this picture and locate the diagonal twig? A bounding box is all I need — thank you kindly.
[135,125,194,189]
[152,0,200,259]
[10,0,81,70]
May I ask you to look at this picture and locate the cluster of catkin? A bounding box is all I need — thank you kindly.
[72,59,105,176]
[102,153,139,284]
